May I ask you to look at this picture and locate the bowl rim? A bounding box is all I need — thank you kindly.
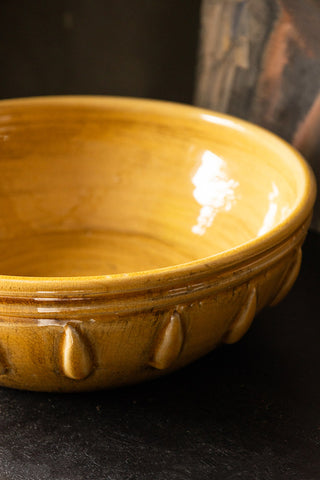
[0,95,316,295]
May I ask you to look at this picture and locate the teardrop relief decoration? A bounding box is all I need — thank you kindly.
[270,248,302,307]
[0,344,9,375]
[61,325,94,380]
[223,285,257,344]
[149,311,184,370]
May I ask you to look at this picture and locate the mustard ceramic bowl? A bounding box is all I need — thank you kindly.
[0,96,316,392]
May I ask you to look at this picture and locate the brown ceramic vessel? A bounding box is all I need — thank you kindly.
[0,96,316,391]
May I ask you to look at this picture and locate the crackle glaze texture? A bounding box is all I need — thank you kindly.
[0,96,316,391]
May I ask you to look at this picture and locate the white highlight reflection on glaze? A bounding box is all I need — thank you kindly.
[37,318,95,327]
[192,150,239,235]
[258,182,279,237]
[200,113,246,132]
[37,319,68,327]
[258,182,292,237]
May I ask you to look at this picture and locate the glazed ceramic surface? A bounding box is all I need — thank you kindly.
[0,96,316,391]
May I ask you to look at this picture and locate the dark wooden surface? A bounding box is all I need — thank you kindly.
[0,231,319,479]
[196,0,320,230]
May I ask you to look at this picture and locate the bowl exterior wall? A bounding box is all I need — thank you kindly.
[0,219,308,392]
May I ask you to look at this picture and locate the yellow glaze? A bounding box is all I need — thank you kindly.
[0,96,316,391]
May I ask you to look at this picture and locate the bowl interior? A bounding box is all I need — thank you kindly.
[0,97,306,277]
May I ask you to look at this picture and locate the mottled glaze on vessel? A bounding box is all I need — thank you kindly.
[0,96,316,391]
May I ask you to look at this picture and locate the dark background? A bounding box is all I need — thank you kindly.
[0,2,320,479]
[0,0,200,102]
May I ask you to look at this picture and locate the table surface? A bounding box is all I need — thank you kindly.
[0,232,319,480]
